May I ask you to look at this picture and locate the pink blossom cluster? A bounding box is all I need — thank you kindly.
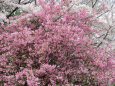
[0,0,115,86]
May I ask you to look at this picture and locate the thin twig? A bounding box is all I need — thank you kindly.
[92,0,98,8]
[97,26,112,47]
[6,0,22,18]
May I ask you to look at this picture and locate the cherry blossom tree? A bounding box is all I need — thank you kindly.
[0,0,115,86]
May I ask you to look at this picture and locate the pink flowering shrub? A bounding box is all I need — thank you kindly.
[0,0,115,86]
